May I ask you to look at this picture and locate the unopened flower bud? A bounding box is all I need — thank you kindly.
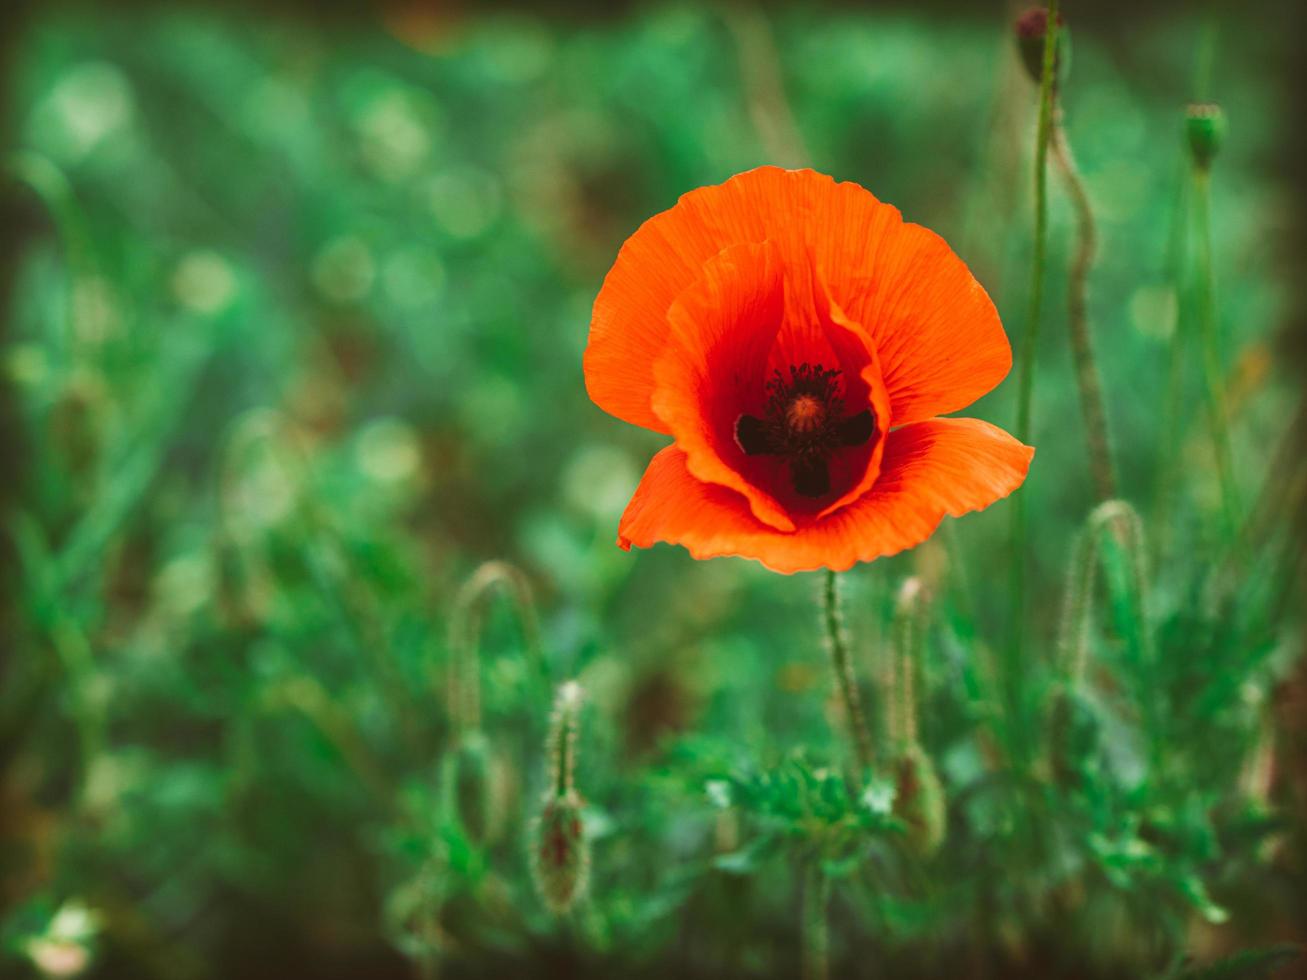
[892,743,946,856]
[531,790,589,914]
[531,681,589,914]
[1015,7,1070,89]
[1185,103,1226,171]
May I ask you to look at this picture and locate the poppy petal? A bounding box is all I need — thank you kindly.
[586,167,799,432]
[650,240,796,532]
[789,256,891,521]
[837,224,1010,426]
[585,166,1009,432]
[618,419,1033,574]
[650,244,892,529]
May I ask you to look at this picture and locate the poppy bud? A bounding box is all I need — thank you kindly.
[531,790,589,914]
[1014,7,1070,89]
[1185,103,1226,171]
[531,681,589,914]
[892,743,946,856]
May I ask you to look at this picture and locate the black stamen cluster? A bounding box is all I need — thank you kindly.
[735,362,877,499]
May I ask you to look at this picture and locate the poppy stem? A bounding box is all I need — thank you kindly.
[447,560,552,737]
[547,681,583,799]
[1012,0,1058,450]
[889,577,925,752]
[1010,0,1059,684]
[820,569,873,781]
[1192,166,1241,539]
[1050,116,1118,503]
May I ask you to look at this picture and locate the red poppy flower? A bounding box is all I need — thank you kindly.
[584,167,1033,574]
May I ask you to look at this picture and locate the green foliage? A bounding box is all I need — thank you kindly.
[0,4,1299,979]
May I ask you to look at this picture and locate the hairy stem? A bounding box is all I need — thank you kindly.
[548,681,582,798]
[1050,118,1118,503]
[821,569,873,779]
[890,577,926,750]
[448,560,551,735]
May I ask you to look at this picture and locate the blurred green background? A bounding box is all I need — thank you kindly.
[1,3,1303,978]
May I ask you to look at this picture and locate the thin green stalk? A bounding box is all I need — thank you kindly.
[275,675,394,803]
[3,151,95,362]
[820,569,873,780]
[801,863,830,980]
[1013,0,1060,442]
[1150,160,1191,561]
[1050,119,1118,503]
[10,514,104,795]
[1192,168,1240,539]
[1010,0,1060,660]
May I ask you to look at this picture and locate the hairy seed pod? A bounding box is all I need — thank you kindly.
[892,743,946,857]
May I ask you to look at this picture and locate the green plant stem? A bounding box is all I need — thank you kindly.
[1050,117,1118,503]
[278,677,394,804]
[1150,162,1191,561]
[801,863,830,980]
[4,151,95,362]
[820,569,873,780]
[1192,167,1240,539]
[1010,0,1059,663]
[11,514,105,797]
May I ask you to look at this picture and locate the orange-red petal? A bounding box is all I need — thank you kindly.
[618,418,1034,574]
[651,242,892,529]
[651,240,795,531]
[585,167,1010,433]
[836,222,1010,426]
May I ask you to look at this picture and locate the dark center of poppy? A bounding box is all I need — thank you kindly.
[733,363,877,498]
